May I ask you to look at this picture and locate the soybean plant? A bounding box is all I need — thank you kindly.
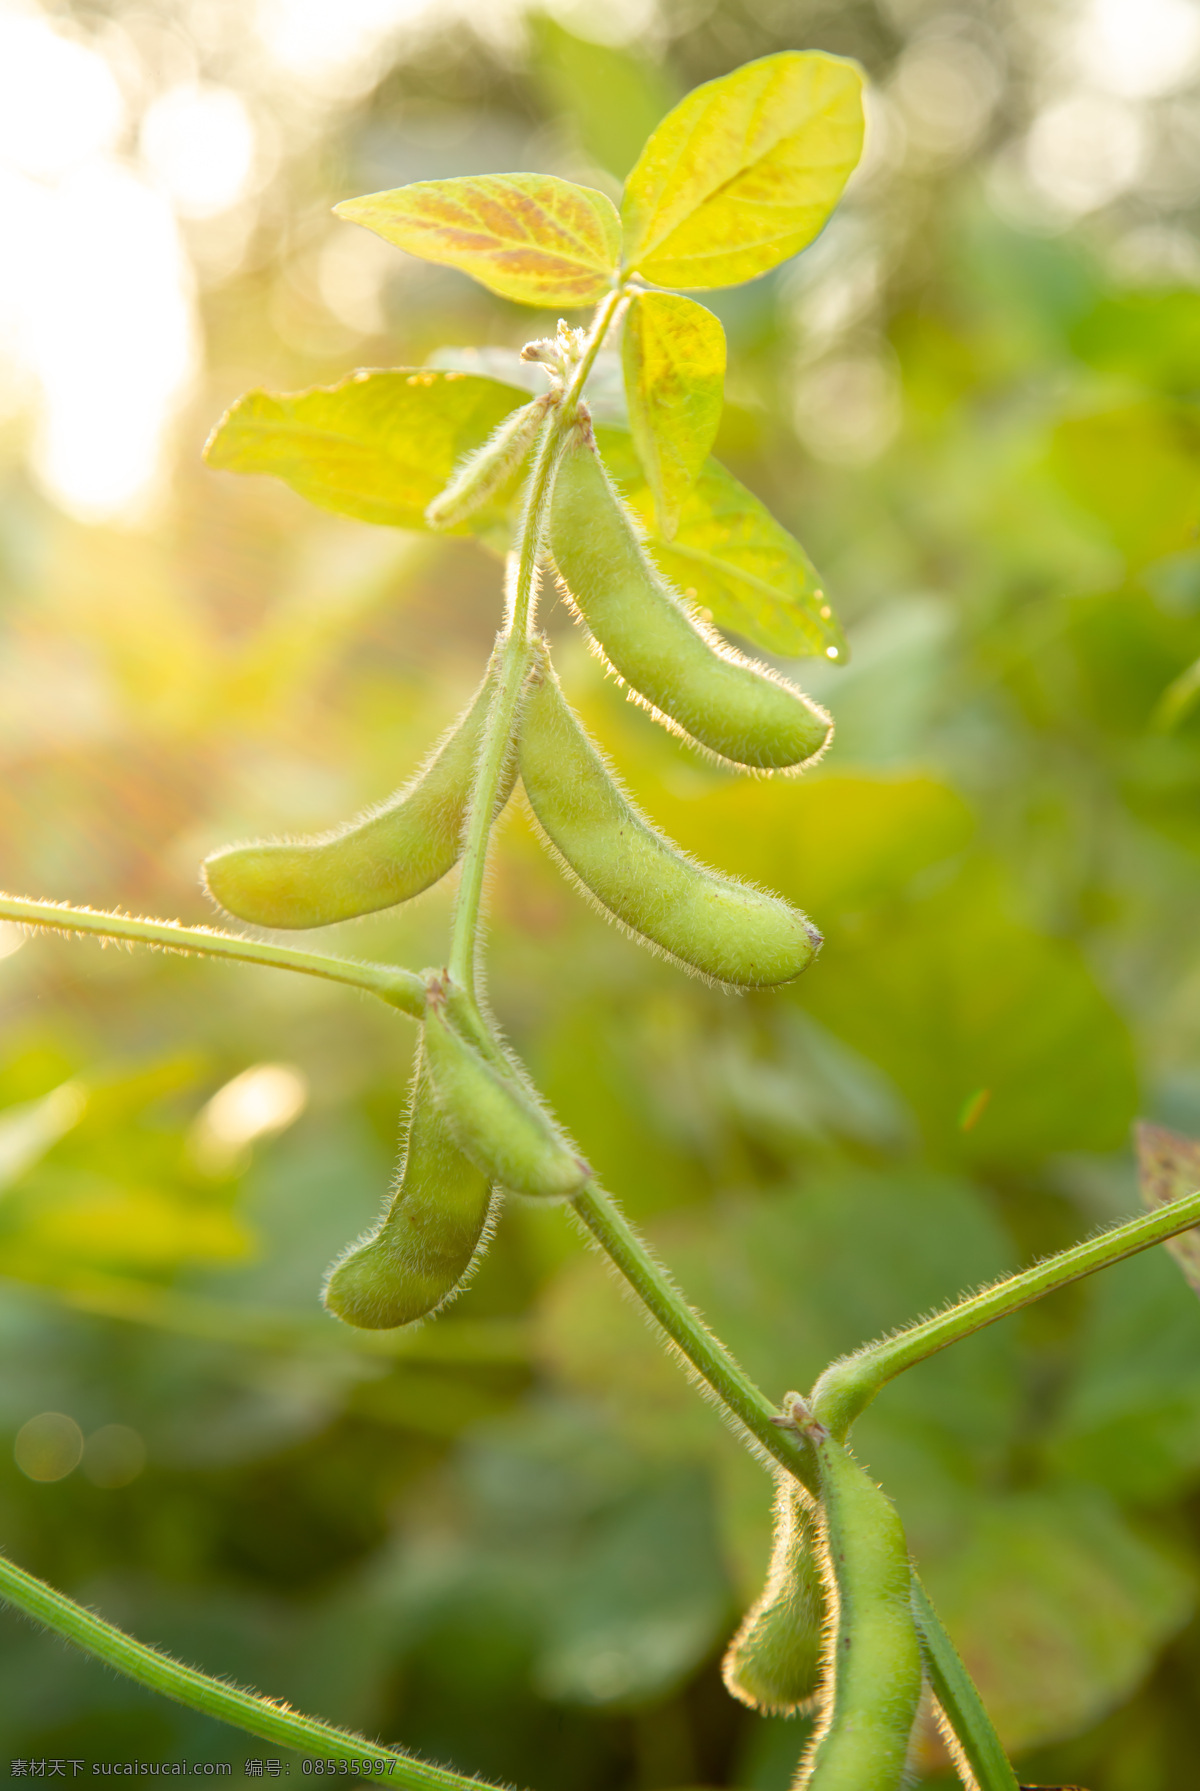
[4,47,1200,1791]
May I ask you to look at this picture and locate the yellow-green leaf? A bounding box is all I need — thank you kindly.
[621,51,864,291]
[622,292,726,539]
[203,368,529,533]
[335,175,621,308]
[597,426,843,658]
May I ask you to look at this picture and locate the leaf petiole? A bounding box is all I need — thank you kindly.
[0,893,425,1017]
[0,1549,504,1788]
[811,1186,1200,1437]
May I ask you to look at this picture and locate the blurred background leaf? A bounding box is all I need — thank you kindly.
[4,2,1200,1788]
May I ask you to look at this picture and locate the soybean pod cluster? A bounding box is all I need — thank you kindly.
[202,340,828,1334]
[730,1397,924,1791]
[198,327,937,1791]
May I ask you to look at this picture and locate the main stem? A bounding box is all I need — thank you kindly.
[447,287,625,997]
[573,1182,817,1494]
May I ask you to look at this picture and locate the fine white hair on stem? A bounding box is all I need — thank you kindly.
[425,395,554,531]
[564,1199,779,1472]
[929,1690,982,1791]
[793,1488,842,1780]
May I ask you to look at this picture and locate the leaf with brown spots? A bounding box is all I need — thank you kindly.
[1136,1119,1200,1295]
[335,175,621,308]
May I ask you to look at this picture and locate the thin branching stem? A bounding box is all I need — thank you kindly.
[0,893,425,1017]
[0,1550,500,1788]
[811,1186,1200,1437]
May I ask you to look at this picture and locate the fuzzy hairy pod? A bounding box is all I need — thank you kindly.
[425,395,553,529]
[549,429,831,771]
[797,1421,923,1791]
[518,656,822,987]
[722,1476,823,1714]
[203,669,512,929]
[323,1056,496,1329]
[423,979,588,1198]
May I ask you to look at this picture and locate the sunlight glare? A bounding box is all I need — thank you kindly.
[0,10,199,522]
[14,1412,85,1484]
[255,0,431,89]
[25,161,197,520]
[1076,0,1200,99]
[141,84,257,218]
[0,12,125,180]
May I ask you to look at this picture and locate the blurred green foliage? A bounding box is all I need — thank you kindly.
[3,4,1200,1789]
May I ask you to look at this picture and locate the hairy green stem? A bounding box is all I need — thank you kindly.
[0,893,425,1017]
[812,1186,1200,1437]
[572,1181,817,1496]
[446,625,535,994]
[0,1550,500,1786]
[911,1575,1019,1791]
[571,1188,1019,1779]
[447,286,626,997]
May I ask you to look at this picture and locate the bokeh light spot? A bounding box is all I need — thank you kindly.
[190,1063,309,1174]
[15,1412,85,1483]
[83,1424,148,1489]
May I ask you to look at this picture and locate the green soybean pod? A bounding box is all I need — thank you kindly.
[203,668,513,929]
[323,1055,496,1329]
[423,979,587,1198]
[518,657,822,988]
[548,427,832,772]
[796,1412,922,1791]
[425,394,552,530]
[722,1476,824,1715]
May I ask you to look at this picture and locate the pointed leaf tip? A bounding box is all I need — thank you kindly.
[621,50,864,291]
